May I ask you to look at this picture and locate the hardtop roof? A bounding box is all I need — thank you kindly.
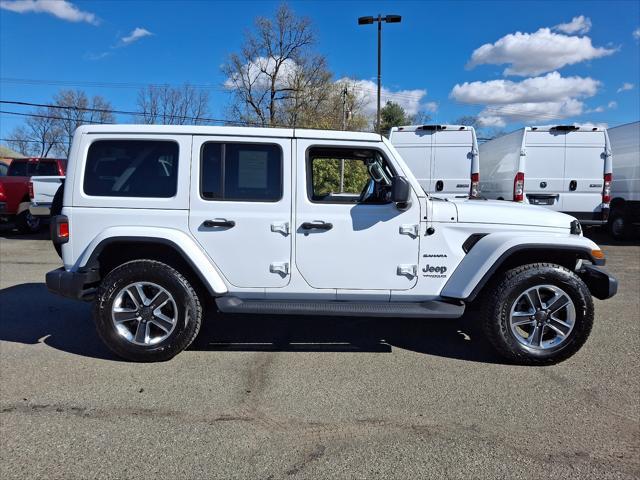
[76,124,383,142]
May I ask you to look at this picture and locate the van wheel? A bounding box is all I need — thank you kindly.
[482,263,593,365]
[16,210,41,234]
[93,260,202,362]
[608,211,628,240]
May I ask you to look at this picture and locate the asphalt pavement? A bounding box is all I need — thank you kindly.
[1,226,638,479]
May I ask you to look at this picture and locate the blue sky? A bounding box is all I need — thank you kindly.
[1,0,639,139]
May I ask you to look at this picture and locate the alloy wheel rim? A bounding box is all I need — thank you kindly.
[509,284,576,350]
[111,282,178,346]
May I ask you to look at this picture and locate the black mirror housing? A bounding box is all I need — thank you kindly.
[391,176,411,207]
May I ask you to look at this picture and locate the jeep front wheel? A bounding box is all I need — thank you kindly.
[482,263,594,365]
[93,260,202,362]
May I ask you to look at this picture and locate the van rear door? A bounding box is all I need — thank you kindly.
[562,131,606,216]
[432,128,474,198]
[524,130,565,211]
[390,129,434,193]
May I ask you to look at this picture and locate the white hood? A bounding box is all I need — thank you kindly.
[454,199,574,229]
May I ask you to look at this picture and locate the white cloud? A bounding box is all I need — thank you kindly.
[0,0,98,25]
[589,105,605,113]
[633,28,640,40]
[467,27,615,76]
[617,82,634,93]
[224,56,300,90]
[553,16,592,35]
[451,72,600,127]
[478,99,585,125]
[339,78,430,116]
[121,27,153,45]
[608,101,617,109]
[451,72,599,105]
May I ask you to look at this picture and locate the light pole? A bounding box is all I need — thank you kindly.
[358,14,401,134]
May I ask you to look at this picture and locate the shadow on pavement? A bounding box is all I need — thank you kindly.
[0,223,51,240]
[584,228,640,247]
[0,283,504,364]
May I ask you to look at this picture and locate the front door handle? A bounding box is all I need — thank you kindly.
[569,180,577,191]
[435,180,444,192]
[203,219,235,228]
[301,221,333,231]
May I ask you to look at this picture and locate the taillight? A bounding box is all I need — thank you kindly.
[470,173,479,198]
[28,181,34,199]
[602,173,612,204]
[51,215,69,245]
[513,172,525,202]
[0,183,5,201]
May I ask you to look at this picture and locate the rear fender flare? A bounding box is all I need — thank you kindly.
[75,226,228,295]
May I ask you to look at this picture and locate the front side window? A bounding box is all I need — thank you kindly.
[308,147,394,204]
[83,140,178,198]
[201,143,282,202]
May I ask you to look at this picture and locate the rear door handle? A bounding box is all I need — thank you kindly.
[435,180,444,192]
[203,219,235,228]
[569,180,577,191]
[301,221,333,231]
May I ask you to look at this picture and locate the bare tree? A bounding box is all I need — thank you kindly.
[136,84,210,125]
[222,3,333,127]
[6,107,62,158]
[53,90,115,157]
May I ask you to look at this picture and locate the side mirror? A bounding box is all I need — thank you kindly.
[391,176,411,208]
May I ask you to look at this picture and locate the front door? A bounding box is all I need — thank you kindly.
[189,136,292,288]
[294,140,421,290]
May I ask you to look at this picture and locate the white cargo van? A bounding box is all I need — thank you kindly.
[479,126,612,225]
[389,125,479,198]
[607,121,640,239]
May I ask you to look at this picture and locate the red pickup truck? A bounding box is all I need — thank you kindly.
[0,158,66,233]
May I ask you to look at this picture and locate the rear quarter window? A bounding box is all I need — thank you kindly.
[83,140,179,198]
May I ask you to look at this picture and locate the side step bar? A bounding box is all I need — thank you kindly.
[216,297,465,319]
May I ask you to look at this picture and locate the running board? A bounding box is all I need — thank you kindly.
[215,297,465,319]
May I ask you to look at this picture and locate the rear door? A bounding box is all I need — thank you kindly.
[562,131,605,215]
[390,129,434,193]
[432,129,472,198]
[189,135,292,288]
[524,131,565,211]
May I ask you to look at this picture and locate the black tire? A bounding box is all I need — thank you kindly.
[608,210,628,241]
[15,209,42,234]
[50,185,64,257]
[482,263,594,365]
[93,260,202,362]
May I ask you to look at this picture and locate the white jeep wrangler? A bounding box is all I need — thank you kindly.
[46,125,617,364]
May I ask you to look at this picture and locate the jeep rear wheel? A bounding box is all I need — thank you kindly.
[482,263,594,365]
[93,260,202,362]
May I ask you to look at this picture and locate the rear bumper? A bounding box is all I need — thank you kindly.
[578,264,618,300]
[30,202,51,217]
[46,267,100,301]
[565,209,609,226]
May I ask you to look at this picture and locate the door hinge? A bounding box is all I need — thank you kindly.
[399,224,419,237]
[270,221,290,235]
[397,264,417,278]
[269,262,289,276]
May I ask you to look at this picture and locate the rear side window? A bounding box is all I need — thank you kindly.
[84,140,178,198]
[7,161,28,176]
[201,143,282,202]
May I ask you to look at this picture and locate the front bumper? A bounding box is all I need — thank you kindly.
[578,264,618,300]
[46,267,100,301]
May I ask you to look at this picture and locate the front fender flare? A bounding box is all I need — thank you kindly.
[440,233,602,302]
[75,226,228,295]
